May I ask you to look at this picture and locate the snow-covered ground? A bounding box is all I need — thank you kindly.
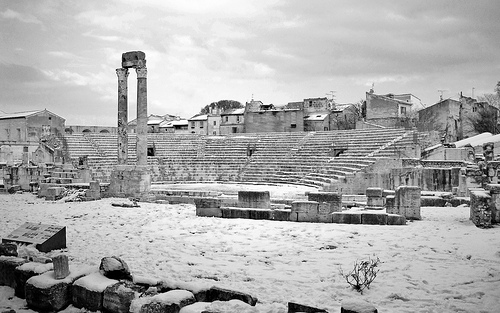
[1,186,500,313]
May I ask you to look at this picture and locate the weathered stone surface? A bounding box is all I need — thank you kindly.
[100,256,133,280]
[221,207,249,219]
[341,299,377,313]
[103,281,149,313]
[53,254,70,279]
[7,185,21,194]
[14,262,53,298]
[387,214,406,225]
[130,289,196,313]
[25,266,92,312]
[0,256,28,288]
[194,198,222,217]
[288,302,328,312]
[271,209,291,221]
[469,189,493,228]
[385,195,397,214]
[332,212,362,224]
[365,187,383,198]
[206,286,258,306]
[122,51,146,68]
[46,186,66,200]
[72,272,119,311]
[0,243,17,257]
[395,186,421,220]
[361,212,388,225]
[307,192,342,212]
[238,191,271,209]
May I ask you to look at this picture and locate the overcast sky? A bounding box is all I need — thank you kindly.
[1,0,499,126]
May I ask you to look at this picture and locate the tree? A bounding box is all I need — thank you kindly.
[467,105,499,134]
[478,81,500,109]
[200,100,243,115]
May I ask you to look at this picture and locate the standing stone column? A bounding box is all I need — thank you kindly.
[116,68,129,165]
[136,67,148,166]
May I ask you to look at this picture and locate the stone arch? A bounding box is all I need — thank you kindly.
[82,129,92,134]
[100,129,110,134]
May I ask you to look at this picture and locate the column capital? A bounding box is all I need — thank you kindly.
[116,68,129,79]
[136,67,147,79]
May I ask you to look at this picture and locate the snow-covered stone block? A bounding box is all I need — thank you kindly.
[178,301,211,313]
[206,286,258,306]
[469,188,493,227]
[130,289,196,313]
[100,256,133,280]
[238,191,270,209]
[25,265,93,311]
[288,301,328,312]
[160,278,212,302]
[14,261,53,298]
[0,256,28,288]
[72,271,119,311]
[103,280,148,313]
[341,299,378,313]
[198,299,256,313]
[387,214,406,226]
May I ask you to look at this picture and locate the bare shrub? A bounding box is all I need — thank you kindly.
[339,256,380,293]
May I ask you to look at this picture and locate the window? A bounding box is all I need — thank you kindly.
[232,127,238,133]
[291,124,297,128]
[200,121,204,128]
[147,146,155,156]
[213,121,217,126]
[190,121,195,129]
[400,107,407,115]
[236,116,240,123]
[17,128,21,140]
[473,106,477,112]
[225,116,229,122]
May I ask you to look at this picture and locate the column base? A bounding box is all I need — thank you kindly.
[107,165,151,200]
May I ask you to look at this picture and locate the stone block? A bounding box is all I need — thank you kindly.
[288,302,328,312]
[272,209,291,221]
[421,196,447,207]
[53,254,70,279]
[485,183,500,194]
[0,243,17,257]
[387,214,406,225]
[100,256,132,280]
[307,192,341,204]
[365,187,383,198]
[361,212,388,225]
[7,185,21,194]
[14,262,53,298]
[248,209,272,220]
[72,272,119,311]
[196,207,222,217]
[395,186,421,220]
[130,289,195,313]
[0,256,28,288]
[25,265,93,312]
[238,191,270,209]
[38,183,58,197]
[103,281,148,313]
[122,51,146,68]
[206,286,257,306]
[221,207,249,219]
[385,195,397,214]
[86,180,101,200]
[341,299,377,313]
[46,186,66,200]
[332,212,362,224]
[469,189,493,228]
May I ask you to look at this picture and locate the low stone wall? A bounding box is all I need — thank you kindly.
[0,255,259,313]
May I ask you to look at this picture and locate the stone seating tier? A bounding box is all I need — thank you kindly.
[64,128,416,186]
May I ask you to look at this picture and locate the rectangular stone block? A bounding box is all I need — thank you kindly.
[221,207,249,219]
[72,272,119,311]
[14,262,53,298]
[196,207,222,217]
[129,290,196,313]
[248,209,272,220]
[238,191,270,209]
[365,187,383,198]
[0,256,28,288]
[206,286,258,306]
[25,265,93,312]
[469,189,493,228]
[395,186,421,220]
[385,195,397,214]
[272,209,291,221]
[332,212,362,224]
[361,212,388,225]
[387,214,406,225]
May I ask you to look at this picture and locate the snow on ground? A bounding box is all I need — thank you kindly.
[1,185,500,313]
